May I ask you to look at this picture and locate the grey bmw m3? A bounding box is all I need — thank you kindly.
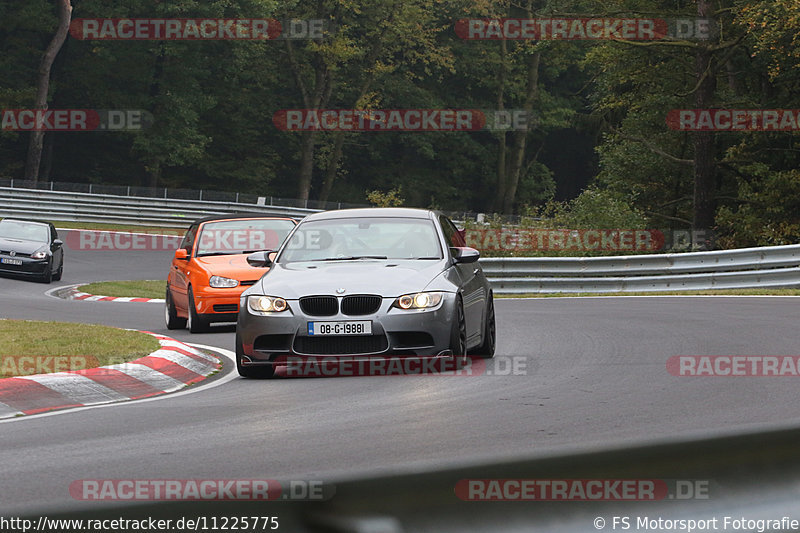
[235,207,496,378]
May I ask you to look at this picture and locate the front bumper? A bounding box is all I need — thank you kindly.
[192,284,251,321]
[0,255,49,277]
[237,293,457,365]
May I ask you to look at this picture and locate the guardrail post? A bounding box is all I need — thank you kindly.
[127,186,130,196]
[50,181,54,190]
[236,192,239,203]
[10,179,13,188]
[164,188,168,199]
[89,184,92,194]
[199,190,203,201]
[270,197,273,206]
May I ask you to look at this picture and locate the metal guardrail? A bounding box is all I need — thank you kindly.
[2,185,798,293]
[481,245,800,293]
[0,186,320,227]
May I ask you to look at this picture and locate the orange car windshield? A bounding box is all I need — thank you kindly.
[195,219,296,257]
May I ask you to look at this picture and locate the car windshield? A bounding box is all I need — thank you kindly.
[195,219,295,256]
[278,217,442,263]
[0,220,49,243]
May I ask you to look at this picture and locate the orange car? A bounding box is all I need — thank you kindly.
[165,214,297,332]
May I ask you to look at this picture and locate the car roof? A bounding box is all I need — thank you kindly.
[302,207,437,222]
[0,217,53,227]
[191,213,297,225]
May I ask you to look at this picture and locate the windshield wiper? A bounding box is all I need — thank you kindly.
[314,255,388,261]
[196,251,238,257]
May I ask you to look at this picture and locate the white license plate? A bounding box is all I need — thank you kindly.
[308,321,372,336]
[1,258,22,266]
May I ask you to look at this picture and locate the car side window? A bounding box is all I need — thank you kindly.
[439,216,465,247]
[180,225,198,253]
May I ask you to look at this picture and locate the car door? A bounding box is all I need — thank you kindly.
[171,223,197,311]
[440,215,485,345]
[49,224,63,270]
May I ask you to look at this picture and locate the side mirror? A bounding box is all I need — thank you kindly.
[52,239,63,247]
[174,248,189,261]
[451,246,480,264]
[247,250,275,268]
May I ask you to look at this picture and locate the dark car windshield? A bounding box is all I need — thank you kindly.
[278,217,443,263]
[0,220,49,243]
[195,219,296,256]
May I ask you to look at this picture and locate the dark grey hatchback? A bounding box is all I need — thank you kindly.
[0,218,64,283]
[235,208,496,378]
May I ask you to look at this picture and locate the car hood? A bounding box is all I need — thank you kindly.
[255,260,447,298]
[193,254,268,281]
[0,237,46,255]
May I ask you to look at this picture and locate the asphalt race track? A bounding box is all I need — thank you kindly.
[1,229,799,517]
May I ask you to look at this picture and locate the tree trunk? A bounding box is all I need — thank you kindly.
[24,0,72,183]
[319,133,345,202]
[502,50,540,214]
[296,131,316,201]
[492,37,508,212]
[692,0,717,233]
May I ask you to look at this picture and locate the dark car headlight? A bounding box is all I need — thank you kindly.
[247,295,289,314]
[31,250,47,260]
[393,291,444,310]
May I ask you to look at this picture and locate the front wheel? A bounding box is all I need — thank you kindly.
[449,297,467,358]
[39,262,53,284]
[52,260,63,281]
[470,296,495,358]
[165,288,187,330]
[236,333,275,378]
[187,286,210,333]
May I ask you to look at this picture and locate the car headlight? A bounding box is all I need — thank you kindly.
[393,291,443,310]
[31,250,47,260]
[209,275,239,288]
[247,295,288,313]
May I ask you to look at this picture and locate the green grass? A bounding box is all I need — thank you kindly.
[498,288,800,298]
[0,320,160,378]
[79,280,166,299]
[51,221,186,234]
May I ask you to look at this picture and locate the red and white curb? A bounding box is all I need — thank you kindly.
[69,290,164,303]
[0,333,220,419]
[55,283,165,303]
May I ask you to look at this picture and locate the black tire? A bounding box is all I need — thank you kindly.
[186,286,210,333]
[236,332,275,378]
[165,288,187,330]
[449,296,467,358]
[52,260,63,281]
[470,295,496,358]
[39,261,52,284]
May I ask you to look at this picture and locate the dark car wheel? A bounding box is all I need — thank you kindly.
[449,296,467,357]
[470,295,495,358]
[236,332,275,378]
[186,286,210,333]
[165,288,187,330]
[52,260,63,281]
[39,261,53,284]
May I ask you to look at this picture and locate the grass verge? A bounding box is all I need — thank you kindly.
[0,320,160,378]
[498,288,800,298]
[51,221,185,234]
[78,280,165,299]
